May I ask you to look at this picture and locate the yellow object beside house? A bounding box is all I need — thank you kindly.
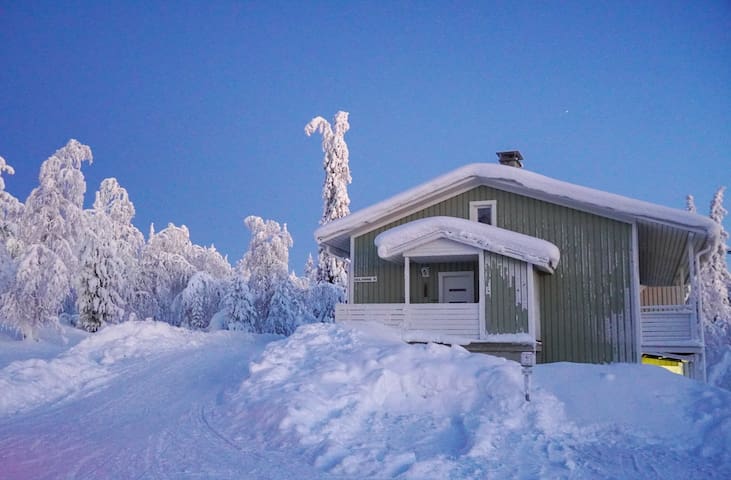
[642,355,686,376]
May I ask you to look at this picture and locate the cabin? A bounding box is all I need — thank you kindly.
[315,152,720,380]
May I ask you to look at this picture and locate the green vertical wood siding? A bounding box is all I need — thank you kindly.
[485,252,529,334]
[352,185,636,364]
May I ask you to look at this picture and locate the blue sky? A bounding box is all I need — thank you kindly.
[1,1,729,271]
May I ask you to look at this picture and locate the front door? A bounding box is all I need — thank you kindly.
[439,271,474,303]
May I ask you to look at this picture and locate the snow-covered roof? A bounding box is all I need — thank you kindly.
[316,163,720,257]
[374,217,560,273]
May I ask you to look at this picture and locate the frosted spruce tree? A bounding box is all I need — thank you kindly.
[223,272,256,331]
[239,215,292,328]
[698,187,731,388]
[75,213,126,332]
[92,178,144,318]
[303,253,317,285]
[702,187,731,328]
[176,271,223,330]
[305,111,351,288]
[265,278,310,335]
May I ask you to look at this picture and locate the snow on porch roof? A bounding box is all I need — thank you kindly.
[316,163,720,255]
[374,217,560,273]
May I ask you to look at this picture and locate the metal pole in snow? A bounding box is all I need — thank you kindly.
[523,367,531,401]
[520,351,535,402]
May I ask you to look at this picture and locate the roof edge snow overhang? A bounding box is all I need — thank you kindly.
[315,163,721,257]
[374,217,561,273]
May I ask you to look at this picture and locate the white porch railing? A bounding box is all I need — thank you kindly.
[640,304,698,346]
[335,303,406,328]
[335,303,480,338]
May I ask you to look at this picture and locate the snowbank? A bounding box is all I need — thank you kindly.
[221,323,731,478]
[2,321,730,478]
[224,323,542,477]
[0,320,205,415]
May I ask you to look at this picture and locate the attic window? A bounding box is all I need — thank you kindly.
[469,200,497,225]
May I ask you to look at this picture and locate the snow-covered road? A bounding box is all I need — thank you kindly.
[0,325,335,479]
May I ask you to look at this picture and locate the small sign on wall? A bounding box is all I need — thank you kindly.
[354,276,377,283]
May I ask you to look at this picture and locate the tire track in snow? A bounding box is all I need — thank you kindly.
[0,331,337,479]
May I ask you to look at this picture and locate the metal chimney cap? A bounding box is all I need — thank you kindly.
[496,150,524,168]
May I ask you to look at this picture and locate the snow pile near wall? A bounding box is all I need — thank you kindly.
[0,320,205,415]
[707,341,731,390]
[225,322,553,478]
[221,323,731,478]
[537,362,731,467]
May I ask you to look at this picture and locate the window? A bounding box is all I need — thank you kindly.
[469,200,497,225]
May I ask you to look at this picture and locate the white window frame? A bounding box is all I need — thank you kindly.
[469,200,497,225]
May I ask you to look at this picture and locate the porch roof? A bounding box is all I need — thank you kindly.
[374,216,560,273]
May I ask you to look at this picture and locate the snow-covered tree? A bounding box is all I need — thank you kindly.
[175,271,223,330]
[306,281,345,324]
[223,272,256,332]
[264,279,311,335]
[75,213,126,332]
[0,156,14,192]
[92,178,144,317]
[136,223,196,324]
[0,244,68,339]
[696,186,731,389]
[305,111,351,287]
[18,140,93,314]
[188,244,232,280]
[239,216,292,321]
[686,194,697,214]
[0,156,23,256]
[2,140,92,336]
[303,253,317,285]
[701,187,731,328]
[0,156,22,297]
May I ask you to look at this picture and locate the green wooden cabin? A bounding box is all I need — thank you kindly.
[316,156,719,380]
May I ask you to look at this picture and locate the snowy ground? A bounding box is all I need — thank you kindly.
[1,321,730,479]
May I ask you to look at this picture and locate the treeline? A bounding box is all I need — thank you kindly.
[0,140,342,339]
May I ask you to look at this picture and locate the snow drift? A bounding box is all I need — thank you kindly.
[219,323,731,479]
[0,321,205,415]
[2,321,730,479]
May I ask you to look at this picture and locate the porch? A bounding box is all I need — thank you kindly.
[640,304,699,347]
[335,302,538,362]
[639,285,705,379]
[335,303,481,340]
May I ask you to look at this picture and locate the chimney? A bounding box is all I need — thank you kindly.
[497,150,524,168]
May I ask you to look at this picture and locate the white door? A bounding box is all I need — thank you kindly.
[439,271,474,303]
